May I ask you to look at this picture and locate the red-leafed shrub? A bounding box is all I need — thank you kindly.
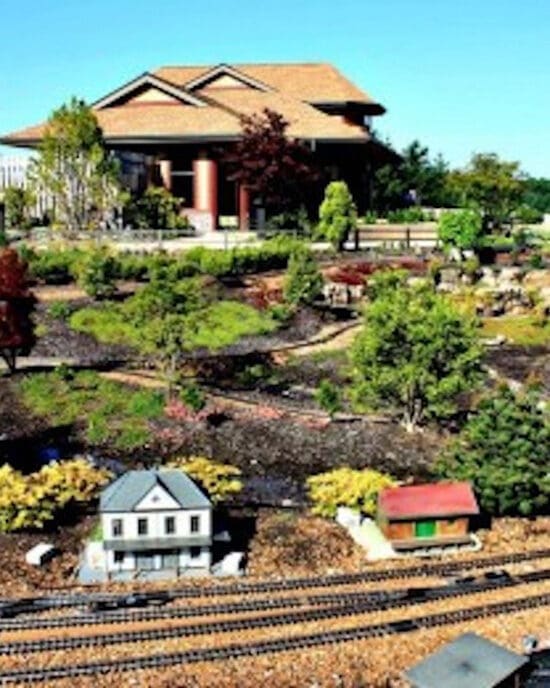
[0,248,36,372]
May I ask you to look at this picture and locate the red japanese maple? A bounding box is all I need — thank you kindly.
[222,108,318,213]
[0,248,36,373]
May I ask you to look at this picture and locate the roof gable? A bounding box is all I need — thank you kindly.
[185,64,272,93]
[94,73,207,110]
[378,482,479,520]
[406,633,528,688]
[134,482,181,511]
[100,470,211,512]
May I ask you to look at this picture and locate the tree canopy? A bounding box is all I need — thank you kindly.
[223,108,317,215]
[317,180,357,250]
[29,98,122,235]
[436,386,550,516]
[350,271,483,431]
[437,209,484,251]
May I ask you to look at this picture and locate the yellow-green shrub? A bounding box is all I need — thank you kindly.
[166,456,242,504]
[306,467,396,518]
[0,458,111,532]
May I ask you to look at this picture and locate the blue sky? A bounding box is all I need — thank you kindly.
[1,0,548,176]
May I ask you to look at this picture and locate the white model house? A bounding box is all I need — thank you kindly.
[100,469,212,575]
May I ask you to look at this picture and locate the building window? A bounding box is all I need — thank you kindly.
[190,546,201,559]
[112,519,123,537]
[113,551,125,565]
[190,515,200,533]
[137,518,148,536]
[165,516,175,535]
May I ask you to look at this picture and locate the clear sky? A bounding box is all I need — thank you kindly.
[1,0,548,176]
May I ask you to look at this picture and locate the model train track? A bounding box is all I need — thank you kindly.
[0,592,548,684]
[1,568,548,656]
[2,547,549,620]
[1,567,548,633]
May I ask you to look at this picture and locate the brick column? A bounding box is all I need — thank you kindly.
[238,185,250,231]
[193,159,218,227]
[159,159,172,191]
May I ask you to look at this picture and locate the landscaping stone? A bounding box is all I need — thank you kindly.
[25,543,57,566]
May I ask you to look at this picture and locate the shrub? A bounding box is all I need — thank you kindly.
[47,301,72,320]
[4,186,34,230]
[26,247,83,284]
[283,245,324,306]
[179,383,206,412]
[438,209,484,251]
[435,386,549,516]
[513,204,543,225]
[166,456,242,504]
[306,467,396,518]
[363,211,378,224]
[528,252,545,269]
[317,181,357,250]
[386,206,429,223]
[314,379,342,417]
[74,248,118,299]
[125,187,189,229]
[0,458,111,532]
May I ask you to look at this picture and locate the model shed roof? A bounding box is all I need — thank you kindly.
[378,482,479,520]
[405,633,528,688]
[1,62,385,146]
[100,470,211,512]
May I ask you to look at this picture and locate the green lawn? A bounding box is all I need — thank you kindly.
[19,370,165,450]
[69,300,278,351]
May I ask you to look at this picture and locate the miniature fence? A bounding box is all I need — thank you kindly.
[356,223,439,248]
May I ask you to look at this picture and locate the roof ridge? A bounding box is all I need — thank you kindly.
[155,61,331,70]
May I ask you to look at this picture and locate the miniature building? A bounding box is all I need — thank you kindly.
[377,482,479,551]
[100,469,212,575]
[405,632,529,688]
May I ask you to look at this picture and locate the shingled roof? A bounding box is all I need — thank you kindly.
[100,470,211,512]
[405,633,528,688]
[2,62,385,146]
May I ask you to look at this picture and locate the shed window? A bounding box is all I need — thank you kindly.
[137,518,148,536]
[112,519,123,537]
[190,546,201,559]
[190,515,200,533]
[113,551,125,564]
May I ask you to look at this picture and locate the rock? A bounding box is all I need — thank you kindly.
[336,507,362,529]
[25,543,57,566]
[218,551,245,575]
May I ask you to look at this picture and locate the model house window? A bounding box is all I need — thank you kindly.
[190,546,201,559]
[112,519,123,537]
[113,551,125,564]
[137,518,148,536]
[190,515,200,533]
[165,516,175,535]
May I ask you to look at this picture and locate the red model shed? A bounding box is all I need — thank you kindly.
[377,482,479,551]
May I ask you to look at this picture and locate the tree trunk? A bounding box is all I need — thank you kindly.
[0,349,17,374]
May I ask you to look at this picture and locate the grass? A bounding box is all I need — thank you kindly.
[69,300,278,351]
[19,370,165,450]
[481,315,550,346]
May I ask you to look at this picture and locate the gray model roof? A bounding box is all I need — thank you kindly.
[100,469,212,512]
[405,633,528,688]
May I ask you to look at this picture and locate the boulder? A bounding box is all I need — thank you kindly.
[25,543,57,567]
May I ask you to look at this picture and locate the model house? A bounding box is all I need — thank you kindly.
[405,633,529,688]
[377,482,479,551]
[100,469,212,575]
[1,62,397,230]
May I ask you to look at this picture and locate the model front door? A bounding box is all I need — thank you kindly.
[415,520,436,538]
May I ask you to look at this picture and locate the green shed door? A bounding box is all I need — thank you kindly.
[415,520,436,538]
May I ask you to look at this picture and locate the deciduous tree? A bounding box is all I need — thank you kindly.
[223,108,318,215]
[350,271,483,431]
[29,98,122,235]
[0,248,36,373]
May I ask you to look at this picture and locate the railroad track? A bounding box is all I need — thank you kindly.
[0,592,548,684]
[1,568,548,656]
[2,547,549,619]
[1,567,548,634]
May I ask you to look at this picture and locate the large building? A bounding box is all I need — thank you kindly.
[1,62,396,231]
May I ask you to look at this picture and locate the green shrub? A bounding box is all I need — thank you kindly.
[306,467,396,518]
[438,209,484,251]
[69,305,140,346]
[166,456,242,504]
[513,204,543,225]
[47,301,72,320]
[387,206,429,223]
[74,248,118,299]
[436,386,550,516]
[125,187,189,229]
[528,252,545,269]
[283,245,324,306]
[317,181,357,250]
[179,384,206,412]
[314,379,342,417]
[4,186,34,230]
[363,211,378,224]
[26,247,83,284]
